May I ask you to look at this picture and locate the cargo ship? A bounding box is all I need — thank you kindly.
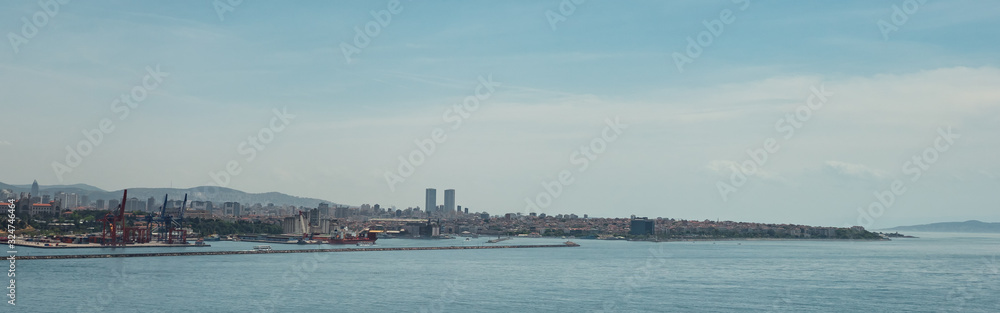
[325,228,377,245]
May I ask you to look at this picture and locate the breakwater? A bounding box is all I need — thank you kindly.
[17,242,580,260]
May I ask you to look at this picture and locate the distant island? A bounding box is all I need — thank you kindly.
[884,220,1000,233]
[876,232,917,238]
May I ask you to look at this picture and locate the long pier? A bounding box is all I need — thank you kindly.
[16,242,580,260]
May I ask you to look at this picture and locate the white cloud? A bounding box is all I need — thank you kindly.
[705,160,781,180]
[823,160,888,180]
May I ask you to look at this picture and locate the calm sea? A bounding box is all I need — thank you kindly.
[8,232,1000,312]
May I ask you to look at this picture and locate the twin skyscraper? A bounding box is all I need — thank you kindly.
[425,188,456,215]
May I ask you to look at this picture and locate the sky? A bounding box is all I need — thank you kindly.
[1,0,998,229]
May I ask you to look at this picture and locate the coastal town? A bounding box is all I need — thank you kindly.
[2,183,884,242]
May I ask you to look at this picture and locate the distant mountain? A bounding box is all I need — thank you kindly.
[886,220,1000,233]
[0,182,340,208]
[10,183,106,192]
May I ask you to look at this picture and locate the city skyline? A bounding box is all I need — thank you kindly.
[2,1,999,228]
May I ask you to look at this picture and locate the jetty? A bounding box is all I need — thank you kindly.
[487,237,512,243]
[12,241,209,249]
[16,242,580,260]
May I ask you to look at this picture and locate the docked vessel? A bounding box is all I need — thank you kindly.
[326,228,377,245]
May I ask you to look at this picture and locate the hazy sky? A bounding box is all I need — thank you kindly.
[1,0,998,228]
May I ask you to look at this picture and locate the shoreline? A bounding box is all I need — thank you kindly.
[17,242,580,260]
[11,241,210,249]
[602,237,889,242]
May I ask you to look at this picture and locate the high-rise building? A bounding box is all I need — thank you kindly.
[125,197,146,212]
[223,202,241,216]
[54,191,65,204]
[30,180,39,199]
[444,189,455,214]
[147,197,156,213]
[81,195,89,208]
[42,195,50,203]
[309,208,320,226]
[191,201,212,211]
[425,188,436,215]
[334,206,349,218]
[629,217,655,236]
[62,193,79,209]
[108,199,120,211]
[318,203,330,218]
[96,199,105,210]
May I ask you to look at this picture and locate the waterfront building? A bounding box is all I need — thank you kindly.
[630,217,655,236]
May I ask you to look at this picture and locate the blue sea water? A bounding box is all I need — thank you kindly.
[7,232,999,312]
